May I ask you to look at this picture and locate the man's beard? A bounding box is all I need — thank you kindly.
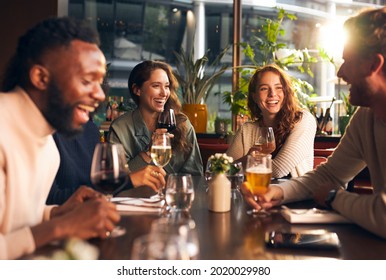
[43,81,84,137]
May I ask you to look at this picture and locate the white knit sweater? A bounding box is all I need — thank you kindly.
[226,110,316,178]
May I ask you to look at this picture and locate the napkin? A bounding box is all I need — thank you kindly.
[111,197,165,214]
[281,206,352,224]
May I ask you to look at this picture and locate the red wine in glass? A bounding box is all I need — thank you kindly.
[91,143,129,198]
[157,109,176,132]
[92,170,128,197]
[90,143,129,238]
[157,122,177,132]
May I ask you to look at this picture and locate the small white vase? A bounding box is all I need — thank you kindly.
[208,173,231,212]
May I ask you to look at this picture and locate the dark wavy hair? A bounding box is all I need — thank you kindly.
[128,60,190,154]
[344,7,386,72]
[1,16,100,92]
[247,64,303,151]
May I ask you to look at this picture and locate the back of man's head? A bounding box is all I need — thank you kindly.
[1,16,100,92]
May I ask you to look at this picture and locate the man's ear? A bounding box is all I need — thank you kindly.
[29,65,49,90]
[370,53,385,74]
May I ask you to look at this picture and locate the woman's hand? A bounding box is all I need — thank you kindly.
[129,165,166,192]
[154,128,174,139]
[247,146,261,157]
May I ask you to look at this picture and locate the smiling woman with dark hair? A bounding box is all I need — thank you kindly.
[107,60,203,176]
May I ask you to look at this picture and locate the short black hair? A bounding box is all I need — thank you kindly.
[1,16,100,91]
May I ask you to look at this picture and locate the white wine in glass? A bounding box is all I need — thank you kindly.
[255,127,276,154]
[150,132,172,198]
[151,145,172,167]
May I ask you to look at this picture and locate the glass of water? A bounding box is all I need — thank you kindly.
[131,233,189,260]
[150,217,200,260]
[165,173,195,213]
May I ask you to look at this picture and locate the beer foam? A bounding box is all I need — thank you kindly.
[246,166,271,174]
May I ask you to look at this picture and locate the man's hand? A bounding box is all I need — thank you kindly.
[240,182,284,210]
[51,186,102,218]
[53,196,120,240]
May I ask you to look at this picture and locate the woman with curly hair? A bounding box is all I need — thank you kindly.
[107,60,203,177]
[226,64,316,178]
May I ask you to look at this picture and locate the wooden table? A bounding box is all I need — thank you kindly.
[29,176,386,260]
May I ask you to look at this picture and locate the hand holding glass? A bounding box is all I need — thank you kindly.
[245,154,272,216]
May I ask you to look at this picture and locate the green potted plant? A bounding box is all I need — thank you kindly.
[173,46,230,133]
[338,92,357,135]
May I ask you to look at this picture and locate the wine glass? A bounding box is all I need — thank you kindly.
[245,154,272,216]
[165,174,195,213]
[254,127,276,155]
[204,160,213,182]
[90,142,128,237]
[150,132,172,198]
[150,217,200,260]
[91,143,128,198]
[157,108,177,132]
[227,162,244,206]
[131,233,189,260]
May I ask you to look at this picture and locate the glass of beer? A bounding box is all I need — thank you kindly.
[245,154,272,216]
